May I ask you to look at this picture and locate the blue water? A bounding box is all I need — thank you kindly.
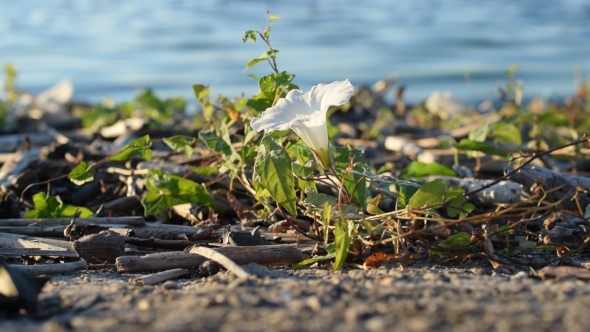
[1,0,590,106]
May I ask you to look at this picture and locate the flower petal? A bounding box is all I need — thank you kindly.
[250,89,313,133]
[309,79,354,114]
[290,116,329,154]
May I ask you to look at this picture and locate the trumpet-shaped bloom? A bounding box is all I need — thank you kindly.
[250,79,354,169]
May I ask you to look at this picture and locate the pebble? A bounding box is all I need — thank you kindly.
[162,281,178,290]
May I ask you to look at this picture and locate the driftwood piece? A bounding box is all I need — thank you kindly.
[137,223,209,238]
[507,165,590,209]
[0,232,72,250]
[425,176,526,207]
[0,248,78,258]
[0,216,145,227]
[0,225,131,238]
[190,246,251,279]
[132,268,191,285]
[116,243,303,273]
[122,236,200,250]
[0,148,40,181]
[10,260,87,276]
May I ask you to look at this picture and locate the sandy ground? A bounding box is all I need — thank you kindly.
[2,260,590,332]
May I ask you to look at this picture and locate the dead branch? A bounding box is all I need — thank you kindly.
[190,246,251,279]
[132,268,191,285]
[10,260,87,276]
[116,243,303,273]
[507,165,590,209]
[0,216,145,227]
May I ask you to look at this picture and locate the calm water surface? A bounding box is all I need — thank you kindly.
[1,0,590,105]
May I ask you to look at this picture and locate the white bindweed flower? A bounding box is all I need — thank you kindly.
[250,79,354,169]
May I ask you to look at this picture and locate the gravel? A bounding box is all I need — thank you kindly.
[2,261,590,332]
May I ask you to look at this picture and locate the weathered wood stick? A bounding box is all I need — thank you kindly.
[116,243,303,273]
[0,232,72,250]
[507,165,590,209]
[0,225,131,238]
[190,246,251,279]
[0,248,78,258]
[0,216,145,227]
[122,236,201,250]
[132,268,191,285]
[10,260,87,276]
[137,223,211,237]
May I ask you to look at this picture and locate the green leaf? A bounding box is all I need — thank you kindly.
[141,169,216,216]
[397,183,420,209]
[69,161,95,186]
[188,164,220,176]
[110,135,153,161]
[401,161,456,178]
[268,14,280,21]
[456,139,511,157]
[163,137,196,158]
[322,201,332,245]
[246,95,273,113]
[407,179,464,210]
[244,51,276,71]
[292,162,316,193]
[259,71,294,94]
[303,191,359,217]
[292,252,336,270]
[192,84,214,120]
[199,128,233,156]
[134,89,186,120]
[447,195,474,218]
[24,192,93,219]
[489,122,522,145]
[242,30,257,43]
[253,136,298,215]
[333,220,354,271]
[441,232,472,248]
[468,124,489,142]
[334,146,366,208]
[287,140,314,164]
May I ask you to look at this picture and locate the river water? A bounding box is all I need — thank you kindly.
[1,0,590,105]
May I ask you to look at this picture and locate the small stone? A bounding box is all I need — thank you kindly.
[365,317,390,331]
[72,230,125,264]
[162,281,178,289]
[306,296,322,312]
[198,260,222,277]
[137,299,151,310]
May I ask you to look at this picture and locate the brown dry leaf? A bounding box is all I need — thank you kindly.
[268,218,310,234]
[268,220,291,234]
[537,266,590,281]
[445,254,470,264]
[481,236,502,269]
[226,192,259,227]
[207,207,220,225]
[188,224,216,241]
[363,248,420,269]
